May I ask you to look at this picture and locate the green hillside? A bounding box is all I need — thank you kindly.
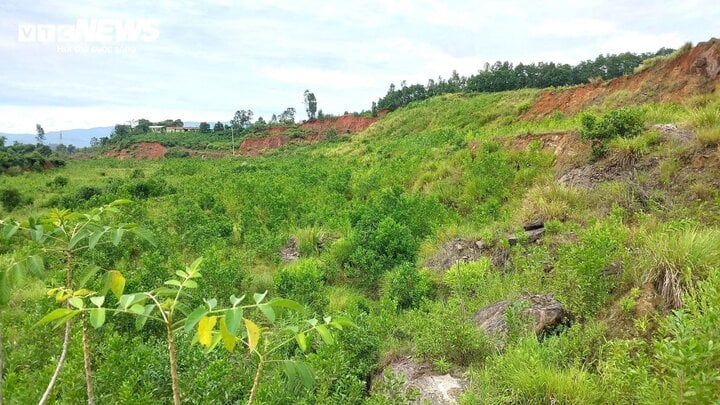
[2,80,720,403]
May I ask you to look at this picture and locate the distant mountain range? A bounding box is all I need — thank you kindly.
[0,122,203,147]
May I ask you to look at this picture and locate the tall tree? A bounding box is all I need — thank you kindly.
[303,90,317,120]
[36,124,45,144]
[213,121,224,132]
[279,108,295,125]
[231,110,253,130]
[198,122,211,133]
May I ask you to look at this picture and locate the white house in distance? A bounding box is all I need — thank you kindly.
[149,126,199,133]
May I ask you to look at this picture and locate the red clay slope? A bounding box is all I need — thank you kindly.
[525,38,720,118]
[239,114,377,155]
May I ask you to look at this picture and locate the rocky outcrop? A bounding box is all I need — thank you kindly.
[424,238,484,271]
[473,294,566,337]
[373,357,467,404]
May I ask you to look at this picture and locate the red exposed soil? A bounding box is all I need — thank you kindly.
[526,39,720,118]
[239,135,289,155]
[239,114,378,155]
[300,114,377,134]
[106,142,167,160]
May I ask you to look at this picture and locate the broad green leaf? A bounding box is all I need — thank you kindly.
[164,279,182,287]
[73,288,93,297]
[244,318,261,351]
[269,298,306,314]
[131,227,157,247]
[331,316,357,329]
[188,257,203,274]
[184,306,208,333]
[68,229,89,249]
[1,223,19,239]
[88,227,110,250]
[224,307,243,334]
[29,225,45,243]
[197,316,217,347]
[27,256,45,278]
[282,360,299,385]
[205,298,217,311]
[258,303,275,323]
[219,317,237,352]
[253,291,268,304]
[307,318,318,327]
[68,297,84,309]
[111,228,125,246]
[77,265,100,288]
[323,316,332,324]
[175,270,188,278]
[130,303,145,315]
[315,324,334,345]
[229,294,244,307]
[37,308,76,326]
[90,296,105,307]
[296,331,307,351]
[204,332,222,354]
[118,294,145,310]
[135,305,154,330]
[89,308,106,328]
[184,279,198,289]
[295,361,315,390]
[108,271,126,299]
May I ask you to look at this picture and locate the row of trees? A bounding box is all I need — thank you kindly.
[376,48,676,111]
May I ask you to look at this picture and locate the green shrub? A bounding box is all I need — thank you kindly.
[653,271,720,402]
[0,187,29,211]
[46,175,69,188]
[580,108,645,140]
[382,263,434,310]
[273,258,328,311]
[409,304,493,367]
[550,221,623,318]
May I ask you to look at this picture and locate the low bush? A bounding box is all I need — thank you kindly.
[0,187,30,212]
[580,108,645,140]
[408,303,494,367]
[381,263,434,310]
[273,258,328,311]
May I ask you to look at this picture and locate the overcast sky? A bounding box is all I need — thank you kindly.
[0,0,718,134]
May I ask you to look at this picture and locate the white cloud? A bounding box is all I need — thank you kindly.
[528,19,617,38]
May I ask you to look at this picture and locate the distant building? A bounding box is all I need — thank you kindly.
[149,126,199,133]
[166,126,199,133]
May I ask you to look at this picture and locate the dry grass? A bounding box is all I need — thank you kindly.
[696,126,720,147]
[642,227,720,308]
[519,183,585,223]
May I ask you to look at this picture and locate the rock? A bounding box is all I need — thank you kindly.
[523,221,545,231]
[508,227,545,246]
[374,356,467,404]
[279,238,300,263]
[424,238,484,271]
[473,294,566,337]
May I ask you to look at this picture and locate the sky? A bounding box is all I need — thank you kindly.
[0,0,718,135]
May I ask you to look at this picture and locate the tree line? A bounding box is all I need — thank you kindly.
[375,47,675,112]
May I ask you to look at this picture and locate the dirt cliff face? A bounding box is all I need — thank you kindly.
[239,135,289,155]
[526,39,720,118]
[300,114,377,134]
[106,142,167,160]
[239,114,378,155]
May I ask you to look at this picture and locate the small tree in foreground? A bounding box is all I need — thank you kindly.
[38,258,351,404]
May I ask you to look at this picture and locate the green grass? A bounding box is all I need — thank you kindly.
[4,86,720,403]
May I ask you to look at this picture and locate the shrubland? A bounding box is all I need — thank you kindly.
[2,65,720,403]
